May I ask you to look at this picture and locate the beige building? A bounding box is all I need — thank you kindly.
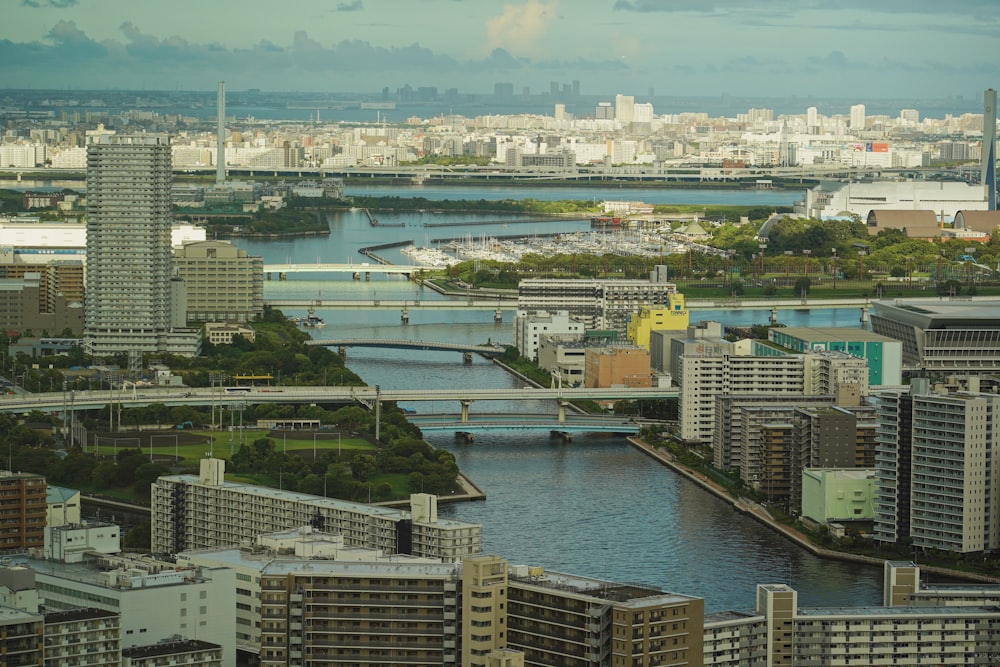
[584,345,651,388]
[204,322,255,345]
[152,459,481,562]
[0,273,83,336]
[173,240,263,324]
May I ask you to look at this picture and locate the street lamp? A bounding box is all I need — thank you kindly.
[832,248,838,289]
[965,247,976,290]
[802,249,811,278]
[758,243,767,279]
[784,250,793,278]
[858,249,867,282]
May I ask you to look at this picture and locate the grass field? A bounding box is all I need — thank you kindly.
[89,430,375,467]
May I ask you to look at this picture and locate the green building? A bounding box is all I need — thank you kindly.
[766,326,902,386]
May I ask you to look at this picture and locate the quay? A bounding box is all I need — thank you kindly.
[628,437,1000,585]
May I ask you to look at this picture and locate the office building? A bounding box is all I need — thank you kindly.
[172,240,263,324]
[870,298,1000,373]
[625,294,689,349]
[513,310,584,361]
[5,555,235,667]
[614,94,635,125]
[800,469,876,526]
[0,471,46,552]
[152,459,481,562]
[83,134,200,357]
[584,344,651,388]
[537,334,587,387]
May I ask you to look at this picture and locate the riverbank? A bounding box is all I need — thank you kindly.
[628,437,1000,585]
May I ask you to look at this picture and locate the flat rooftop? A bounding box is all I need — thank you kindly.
[510,569,698,606]
[772,327,898,342]
[179,546,452,576]
[873,299,1000,327]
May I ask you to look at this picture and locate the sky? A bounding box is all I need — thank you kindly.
[1,0,997,102]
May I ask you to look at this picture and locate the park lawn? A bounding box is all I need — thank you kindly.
[92,430,376,468]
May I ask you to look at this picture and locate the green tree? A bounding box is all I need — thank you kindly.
[793,276,812,296]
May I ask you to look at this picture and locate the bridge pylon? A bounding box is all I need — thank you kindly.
[557,400,569,423]
[460,400,473,423]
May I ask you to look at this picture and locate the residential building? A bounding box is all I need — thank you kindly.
[172,241,263,324]
[766,326,902,387]
[44,608,121,667]
[176,527,455,662]
[122,640,223,667]
[152,459,481,562]
[0,607,44,667]
[517,271,678,334]
[0,273,83,337]
[873,386,918,546]
[679,350,804,444]
[83,134,200,357]
[507,567,704,666]
[463,555,508,666]
[870,298,1000,374]
[801,350,871,404]
[0,471,46,553]
[513,310,584,361]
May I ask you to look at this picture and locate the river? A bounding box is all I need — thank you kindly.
[235,188,885,614]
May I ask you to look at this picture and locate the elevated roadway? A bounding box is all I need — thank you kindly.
[408,412,654,435]
[0,385,678,415]
[266,297,869,311]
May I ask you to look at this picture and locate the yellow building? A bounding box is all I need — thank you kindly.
[626,293,689,349]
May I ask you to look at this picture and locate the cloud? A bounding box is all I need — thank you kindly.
[20,0,77,7]
[336,0,364,10]
[485,0,558,56]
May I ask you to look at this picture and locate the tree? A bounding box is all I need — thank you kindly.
[350,454,376,482]
[793,276,812,297]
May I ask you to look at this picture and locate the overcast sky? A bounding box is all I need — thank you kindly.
[2,0,997,102]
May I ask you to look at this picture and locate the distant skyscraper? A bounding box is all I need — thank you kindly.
[806,106,818,129]
[615,94,635,124]
[983,88,997,210]
[84,134,198,357]
[216,81,225,185]
[850,104,866,130]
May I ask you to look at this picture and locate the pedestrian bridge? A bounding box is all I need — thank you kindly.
[306,338,507,357]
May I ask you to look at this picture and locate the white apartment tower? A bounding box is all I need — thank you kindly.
[84,134,199,357]
[849,104,866,130]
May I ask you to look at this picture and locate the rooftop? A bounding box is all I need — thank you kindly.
[510,569,696,605]
[772,327,898,343]
[122,640,221,659]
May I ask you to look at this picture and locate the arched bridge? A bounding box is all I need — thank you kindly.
[306,338,507,357]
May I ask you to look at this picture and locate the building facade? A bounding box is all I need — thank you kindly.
[0,472,46,553]
[152,459,481,562]
[172,241,263,324]
[83,134,199,357]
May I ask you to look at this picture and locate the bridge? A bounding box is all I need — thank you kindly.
[408,412,651,437]
[267,299,517,310]
[264,263,440,275]
[0,385,678,416]
[306,338,507,357]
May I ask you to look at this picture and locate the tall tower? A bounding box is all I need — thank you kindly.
[983,88,997,210]
[850,103,866,131]
[216,81,226,185]
[84,134,175,356]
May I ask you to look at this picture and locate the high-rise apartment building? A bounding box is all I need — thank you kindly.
[614,94,635,124]
[83,134,199,357]
[849,104,866,130]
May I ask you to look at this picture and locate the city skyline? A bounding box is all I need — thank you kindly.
[2,0,997,100]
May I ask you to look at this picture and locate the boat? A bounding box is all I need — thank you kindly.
[299,307,325,328]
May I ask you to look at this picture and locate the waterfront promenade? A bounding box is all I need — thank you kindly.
[628,437,1000,585]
